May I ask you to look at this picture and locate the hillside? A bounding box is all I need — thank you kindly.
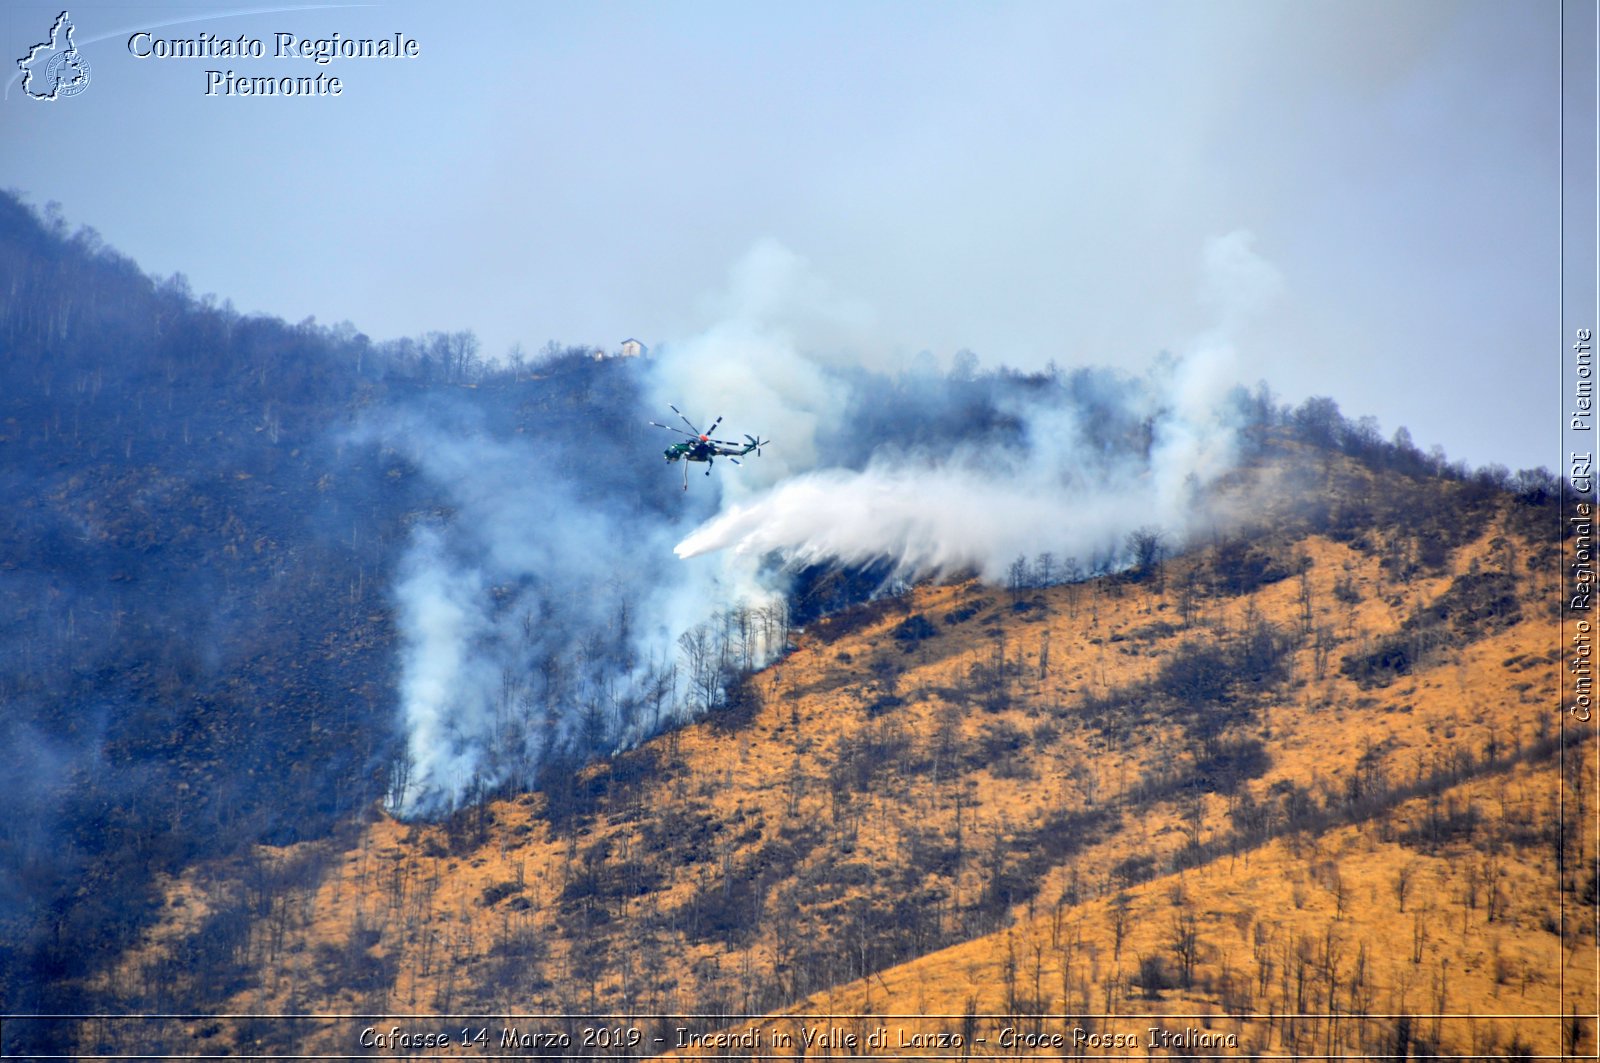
[0,193,1587,1060]
[55,442,1592,1058]
[770,749,1590,1060]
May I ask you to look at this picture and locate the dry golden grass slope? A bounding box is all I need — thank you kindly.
[83,454,1595,1059]
[760,751,1593,1061]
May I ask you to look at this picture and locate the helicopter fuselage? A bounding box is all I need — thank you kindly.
[662,438,736,464]
[664,440,708,463]
[664,439,749,464]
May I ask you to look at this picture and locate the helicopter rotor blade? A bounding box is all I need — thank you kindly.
[669,404,702,436]
[650,421,697,438]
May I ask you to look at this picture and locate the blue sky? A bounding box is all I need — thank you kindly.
[0,0,1581,472]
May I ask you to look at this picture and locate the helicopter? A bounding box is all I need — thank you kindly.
[650,405,769,489]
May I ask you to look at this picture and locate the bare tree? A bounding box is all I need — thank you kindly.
[1393,862,1416,913]
[1035,551,1055,587]
[1110,893,1132,962]
[1169,904,1201,989]
[1007,555,1032,599]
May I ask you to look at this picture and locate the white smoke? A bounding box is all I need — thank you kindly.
[376,229,1281,818]
[363,401,728,817]
[646,239,889,485]
[1200,229,1285,332]
[393,526,492,808]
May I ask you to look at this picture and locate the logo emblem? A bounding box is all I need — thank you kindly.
[18,11,91,101]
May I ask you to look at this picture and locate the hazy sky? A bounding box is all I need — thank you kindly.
[0,1,1583,472]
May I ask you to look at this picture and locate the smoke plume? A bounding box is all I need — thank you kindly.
[377,232,1277,818]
